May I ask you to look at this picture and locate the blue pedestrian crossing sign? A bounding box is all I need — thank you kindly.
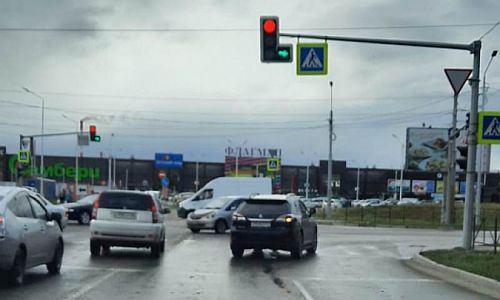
[266,158,281,172]
[297,43,328,75]
[478,111,500,144]
[17,150,30,164]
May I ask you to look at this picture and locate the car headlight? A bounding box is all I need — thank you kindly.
[203,212,216,219]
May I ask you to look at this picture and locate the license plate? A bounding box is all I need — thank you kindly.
[251,222,271,228]
[113,211,136,220]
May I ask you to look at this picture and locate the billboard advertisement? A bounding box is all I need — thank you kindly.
[411,180,435,195]
[387,179,411,193]
[406,128,448,172]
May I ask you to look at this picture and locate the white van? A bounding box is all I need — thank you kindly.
[177,177,272,218]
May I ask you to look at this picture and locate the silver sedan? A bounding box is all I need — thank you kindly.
[0,187,64,286]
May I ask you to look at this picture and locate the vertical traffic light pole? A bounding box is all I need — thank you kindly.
[463,41,482,249]
[275,28,480,249]
[445,93,458,225]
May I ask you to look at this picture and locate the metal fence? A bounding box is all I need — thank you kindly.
[473,217,499,254]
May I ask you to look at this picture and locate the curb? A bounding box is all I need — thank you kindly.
[405,253,500,299]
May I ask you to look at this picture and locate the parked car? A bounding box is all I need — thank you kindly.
[397,198,421,205]
[310,197,327,208]
[381,199,398,206]
[230,194,317,259]
[29,192,68,231]
[64,194,99,225]
[187,196,248,233]
[0,187,64,286]
[360,198,383,207]
[89,190,167,258]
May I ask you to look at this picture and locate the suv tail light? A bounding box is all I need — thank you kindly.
[0,215,5,238]
[91,195,101,220]
[150,197,158,223]
[276,214,295,225]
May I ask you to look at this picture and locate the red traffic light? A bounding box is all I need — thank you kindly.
[263,19,276,34]
[89,125,96,134]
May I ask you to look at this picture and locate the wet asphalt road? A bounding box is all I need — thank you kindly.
[0,215,495,300]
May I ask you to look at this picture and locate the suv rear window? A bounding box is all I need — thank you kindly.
[237,200,290,218]
[99,192,151,211]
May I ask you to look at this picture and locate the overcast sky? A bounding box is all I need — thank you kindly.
[1,0,500,170]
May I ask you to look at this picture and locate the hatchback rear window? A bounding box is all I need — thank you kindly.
[237,200,290,218]
[99,192,151,211]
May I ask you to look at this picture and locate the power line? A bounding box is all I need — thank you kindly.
[478,19,500,40]
[0,23,496,33]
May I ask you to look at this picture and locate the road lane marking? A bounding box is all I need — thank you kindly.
[289,277,441,283]
[63,265,146,273]
[64,270,118,300]
[293,280,315,300]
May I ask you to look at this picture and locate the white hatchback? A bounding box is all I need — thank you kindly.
[89,190,167,258]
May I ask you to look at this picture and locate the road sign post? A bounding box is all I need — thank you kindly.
[443,68,472,226]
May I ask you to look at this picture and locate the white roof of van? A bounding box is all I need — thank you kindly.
[251,194,299,201]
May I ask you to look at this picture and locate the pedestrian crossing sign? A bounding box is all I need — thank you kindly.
[17,150,30,164]
[297,43,328,75]
[478,111,500,144]
[267,158,281,172]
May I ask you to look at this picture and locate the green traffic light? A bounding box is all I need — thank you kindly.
[94,135,101,142]
[278,49,289,58]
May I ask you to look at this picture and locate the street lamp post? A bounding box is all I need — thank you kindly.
[23,87,45,196]
[475,50,498,226]
[228,140,247,177]
[326,81,333,218]
[392,134,405,201]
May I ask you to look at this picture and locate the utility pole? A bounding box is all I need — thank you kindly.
[326,81,333,218]
[445,92,459,225]
[356,167,360,201]
[305,164,310,199]
[475,50,498,226]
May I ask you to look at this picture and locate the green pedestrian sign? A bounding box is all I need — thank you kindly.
[297,43,328,75]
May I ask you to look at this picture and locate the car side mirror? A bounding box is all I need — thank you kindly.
[50,212,62,222]
[309,208,316,216]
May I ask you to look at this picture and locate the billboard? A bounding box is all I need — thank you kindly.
[406,128,448,172]
[411,180,435,195]
[387,179,411,193]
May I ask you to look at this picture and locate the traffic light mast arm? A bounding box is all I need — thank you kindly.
[279,32,474,51]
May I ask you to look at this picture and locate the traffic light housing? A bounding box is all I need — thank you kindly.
[89,125,101,142]
[456,145,468,171]
[260,16,293,63]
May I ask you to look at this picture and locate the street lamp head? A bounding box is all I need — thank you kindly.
[492,50,498,57]
[22,87,31,93]
[329,81,333,87]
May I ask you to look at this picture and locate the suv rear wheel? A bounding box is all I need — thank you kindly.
[151,243,161,258]
[291,233,303,259]
[90,240,101,257]
[307,229,318,255]
[231,246,244,258]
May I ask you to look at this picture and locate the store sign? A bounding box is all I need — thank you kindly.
[8,156,100,180]
[225,147,282,158]
[155,153,183,169]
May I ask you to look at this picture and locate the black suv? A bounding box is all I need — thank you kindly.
[230,194,317,259]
